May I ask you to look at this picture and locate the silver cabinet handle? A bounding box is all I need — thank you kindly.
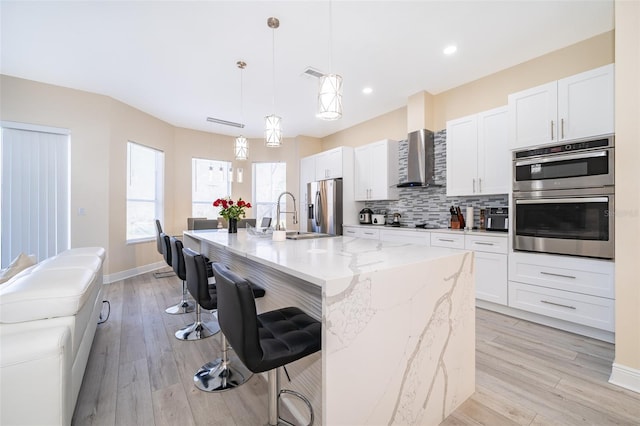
[364,232,375,235]
[438,238,455,242]
[472,178,476,193]
[474,242,494,246]
[561,118,565,139]
[551,120,555,140]
[541,300,576,310]
[540,271,576,279]
[478,177,482,193]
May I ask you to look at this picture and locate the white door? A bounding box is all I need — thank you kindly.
[508,81,558,149]
[354,145,371,200]
[558,63,614,141]
[446,114,478,196]
[478,106,509,195]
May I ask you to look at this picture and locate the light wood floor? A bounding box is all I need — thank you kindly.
[72,272,640,426]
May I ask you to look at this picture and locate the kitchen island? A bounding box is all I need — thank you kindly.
[183,229,475,425]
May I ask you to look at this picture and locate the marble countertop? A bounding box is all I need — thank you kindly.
[184,229,466,286]
[344,223,509,237]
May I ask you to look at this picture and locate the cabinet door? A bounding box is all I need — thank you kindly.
[558,64,614,141]
[369,141,395,199]
[446,114,478,196]
[477,107,509,195]
[475,251,508,305]
[354,145,371,200]
[315,148,343,180]
[508,81,558,149]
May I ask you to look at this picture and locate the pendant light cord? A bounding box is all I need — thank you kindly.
[328,0,333,73]
[271,25,276,113]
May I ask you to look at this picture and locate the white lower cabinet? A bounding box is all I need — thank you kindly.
[379,229,429,245]
[465,235,508,305]
[430,232,465,249]
[508,251,614,331]
[508,281,614,332]
[343,226,379,240]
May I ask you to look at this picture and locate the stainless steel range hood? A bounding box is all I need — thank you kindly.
[397,129,435,187]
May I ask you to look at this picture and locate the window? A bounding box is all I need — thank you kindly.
[126,142,164,242]
[1,122,70,266]
[252,162,286,228]
[192,158,232,218]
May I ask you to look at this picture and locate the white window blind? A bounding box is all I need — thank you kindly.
[252,162,286,228]
[1,124,70,267]
[126,141,164,242]
[192,158,232,218]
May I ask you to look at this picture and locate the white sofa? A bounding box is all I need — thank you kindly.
[0,247,105,426]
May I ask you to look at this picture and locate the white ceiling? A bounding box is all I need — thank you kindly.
[0,1,614,139]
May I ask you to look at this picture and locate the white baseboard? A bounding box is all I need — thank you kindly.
[103,261,166,284]
[609,363,640,394]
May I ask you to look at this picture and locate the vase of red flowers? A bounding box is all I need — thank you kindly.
[213,197,252,234]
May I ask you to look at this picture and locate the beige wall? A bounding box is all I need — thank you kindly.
[0,75,313,275]
[321,106,407,150]
[0,76,113,271]
[321,30,614,149]
[614,0,640,372]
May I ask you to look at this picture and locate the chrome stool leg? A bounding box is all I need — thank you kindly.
[175,306,219,340]
[194,333,253,392]
[268,368,315,426]
[165,280,195,314]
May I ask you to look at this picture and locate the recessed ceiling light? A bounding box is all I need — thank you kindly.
[443,45,457,55]
[362,87,373,94]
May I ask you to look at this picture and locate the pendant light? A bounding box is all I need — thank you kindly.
[234,60,248,160]
[317,1,343,120]
[265,17,282,147]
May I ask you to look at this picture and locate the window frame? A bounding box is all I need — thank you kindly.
[252,161,287,228]
[126,141,165,243]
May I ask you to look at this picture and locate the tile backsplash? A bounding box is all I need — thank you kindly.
[364,129,508,229]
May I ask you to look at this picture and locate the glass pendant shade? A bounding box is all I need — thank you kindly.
[264,114,282,147]
[317,73,343,120]
[234,136,248,160]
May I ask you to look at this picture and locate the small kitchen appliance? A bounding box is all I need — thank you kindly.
[359,208,373,224]
[372,214,385,225]
[485,207,508,232]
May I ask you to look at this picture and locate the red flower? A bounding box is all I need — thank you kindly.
[212,197,252,220]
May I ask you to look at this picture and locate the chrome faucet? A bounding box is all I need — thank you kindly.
[275,191,297,230]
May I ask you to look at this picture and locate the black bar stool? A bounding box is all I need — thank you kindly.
[175,248,220,341]
[153,220,174,278]
[212,263,321,425]
[187,259,266,392]
[164,236,195,314]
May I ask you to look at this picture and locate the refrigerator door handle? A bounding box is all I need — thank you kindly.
[315,191,322,228]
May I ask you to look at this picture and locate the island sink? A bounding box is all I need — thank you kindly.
[285,231,333,240]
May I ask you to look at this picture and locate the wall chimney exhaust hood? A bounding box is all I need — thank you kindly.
[397,129,435,187]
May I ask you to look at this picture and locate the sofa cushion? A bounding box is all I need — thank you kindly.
[0,268,97,323]
[0,253,36,284]
[58,247,106,262]
[35,255,102,272]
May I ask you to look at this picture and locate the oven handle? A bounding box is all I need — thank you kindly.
[515,150,607,167]
[515,197,609,204]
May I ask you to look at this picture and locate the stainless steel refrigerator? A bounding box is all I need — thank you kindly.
[307,179,343,235]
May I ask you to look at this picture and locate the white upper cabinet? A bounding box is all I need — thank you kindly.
[509,64,614,150]
[446,106,509,196]
[354,139,399,201]
[314,147,343,180]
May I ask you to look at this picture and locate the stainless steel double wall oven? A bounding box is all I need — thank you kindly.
[512,135,615,259]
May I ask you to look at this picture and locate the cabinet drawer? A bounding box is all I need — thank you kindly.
[430,232,465,249]
[343,227,360,237]
[359,228,380,240]
[509,252,614,298]
[379,229,429,246]
[508,281,614,332]
[465,234,507,254]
